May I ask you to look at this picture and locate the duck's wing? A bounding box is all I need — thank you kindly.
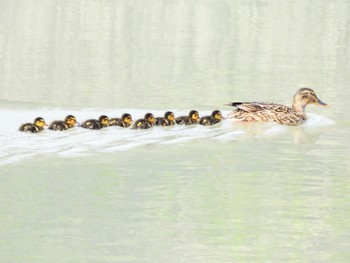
[227,102,284,112]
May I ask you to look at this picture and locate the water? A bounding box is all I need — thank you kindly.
[1,1,350,262]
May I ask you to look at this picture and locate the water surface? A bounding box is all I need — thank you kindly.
[0,1,349,262]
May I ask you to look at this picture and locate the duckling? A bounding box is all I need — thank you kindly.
[132,113,155,129]
[226,88,328,126]
[155,111,176,126]
[110,113,133,128]
[19,117,47,133]
[49,115,78,131]
[81,115,110,130]
[176,110,200,125]
[200,110,223,126]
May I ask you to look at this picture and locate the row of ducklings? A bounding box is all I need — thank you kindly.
[19,110,223,133]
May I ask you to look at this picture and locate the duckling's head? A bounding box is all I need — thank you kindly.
[293,88,327,111]
[99,115,110,126]
[144,113,155,124]
[211,110,222,121]
[164,111,175,121]
[64,115,78,127]
[34,117,47,127]
[189,110,199,120]
[121,113,133,124]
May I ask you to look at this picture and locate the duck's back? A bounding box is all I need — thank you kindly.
[109,118,120,126]
[176,116,192,125]
[81,119,101,129]
[49,121,69,131]
[132,119,153,129]
[199,116,216,126]
[19,123,41,133]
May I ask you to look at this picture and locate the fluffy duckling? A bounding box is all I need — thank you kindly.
[155,111,176,126]
[132,113,155,129]
[19,117,47,133]
[226,88,328,126]
[49,115,78,131]
[200,110,223,126]
[176,110,200,125]
[81,115,110,130]
[110,113,133,128]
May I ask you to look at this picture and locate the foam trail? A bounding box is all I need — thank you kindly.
[0,109,334,165]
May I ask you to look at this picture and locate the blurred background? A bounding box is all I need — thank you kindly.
[0,1,349,262]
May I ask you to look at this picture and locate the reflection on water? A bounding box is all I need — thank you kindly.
[1,0,350,262]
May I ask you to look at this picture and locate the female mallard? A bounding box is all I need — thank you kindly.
[176,110,200,125]
[200,110,223,126]
[110,113,133,128]
[155,111,176,126]
[49,115,78,131]
[19,117,47,133]
[226,88,327,126]
[132,113,155,129]
[81,115,110,129]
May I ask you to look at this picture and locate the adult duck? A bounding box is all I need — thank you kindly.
[226,88,327,126]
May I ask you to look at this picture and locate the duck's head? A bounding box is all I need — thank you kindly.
[34,117,47,127]
[144,113,155,124]
[121,113,133,124]
[189,110,200,121]
[211,110,222,121]
[99,115,110,126]
[165,111,175,122]
[293,88,328,111]
[64,115,78,127]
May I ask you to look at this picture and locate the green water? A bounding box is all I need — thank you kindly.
[0,1,349,262]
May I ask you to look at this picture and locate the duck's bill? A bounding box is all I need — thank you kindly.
[317,100,329,107]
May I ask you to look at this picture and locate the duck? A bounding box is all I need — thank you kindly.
[49,115,78,131]
[19,117,47,133]
[155,111,176,126]
[176,110,200,125]
[81,115,110,129]
[199,110,223,126]
[132,113,155,129]
[109,113,133,128]
[226,88,328,126]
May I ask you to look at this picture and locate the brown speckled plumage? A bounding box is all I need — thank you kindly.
[226,88,327,126]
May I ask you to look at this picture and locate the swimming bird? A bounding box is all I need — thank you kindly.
[176,110,200,125]
[110,113,133,128]
[19,117,47,133]
[132,113,155,129]
[49,115,78,131]
[199,110,223,126]
[155,111,176,126]
[226,88,328,126]
[81,115,110,129]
